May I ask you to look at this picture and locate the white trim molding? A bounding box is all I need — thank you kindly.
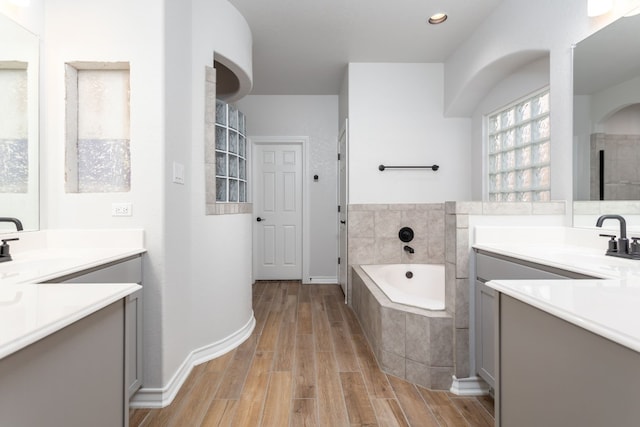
[129,314,256,408]
[307,276,338,284]
[449,375,491,396]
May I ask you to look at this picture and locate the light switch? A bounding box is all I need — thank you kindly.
[173,162,185,185]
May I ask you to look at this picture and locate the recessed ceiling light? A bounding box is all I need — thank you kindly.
[587,0,612,17]
[428,13,447,24]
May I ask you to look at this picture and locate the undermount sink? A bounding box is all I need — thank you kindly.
[504,245,640,280]
[0,257,85,282]
[0,250,106,284]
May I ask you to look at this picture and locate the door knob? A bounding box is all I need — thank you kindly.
[256,217,265,222]
[340,220,346,224]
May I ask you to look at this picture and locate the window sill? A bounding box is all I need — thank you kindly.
[206,202,253,215]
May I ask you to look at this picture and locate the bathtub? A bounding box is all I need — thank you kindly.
[360,264,445,310]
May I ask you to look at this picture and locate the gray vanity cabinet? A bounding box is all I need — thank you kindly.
[473,250,595,389]
[496,294,640,427]
[0,300,127,427]
[44,255,143,399]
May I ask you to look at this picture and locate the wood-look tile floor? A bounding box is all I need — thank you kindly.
[130,282,494,427]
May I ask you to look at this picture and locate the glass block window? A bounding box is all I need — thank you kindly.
[215,100,247,202]
[487,88,550,202]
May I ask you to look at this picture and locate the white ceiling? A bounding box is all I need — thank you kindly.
[228,0,503,95]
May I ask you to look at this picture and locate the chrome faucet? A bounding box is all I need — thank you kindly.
[595,214,639,259]
[403,245,415,254]
[0,217,23,231]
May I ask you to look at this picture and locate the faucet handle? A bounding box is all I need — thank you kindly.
[599,234,618,252]
[0,237,18,261]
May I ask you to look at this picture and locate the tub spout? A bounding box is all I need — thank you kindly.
[403,245,414,254]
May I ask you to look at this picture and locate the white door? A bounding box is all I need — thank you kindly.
[338,121,348,302]
[254,143,303,280]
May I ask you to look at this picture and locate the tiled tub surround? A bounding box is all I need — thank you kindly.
[348,204,445,268]
[346,201,566,393]
[347,203,448,387]
[351,265,454,390]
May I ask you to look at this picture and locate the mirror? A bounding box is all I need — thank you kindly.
[573,13,640,202]
[0,11,38,232]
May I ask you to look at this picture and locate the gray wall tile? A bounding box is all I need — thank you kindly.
[406,359,431,389]
[430,317,454,367]
[405,312,431,365]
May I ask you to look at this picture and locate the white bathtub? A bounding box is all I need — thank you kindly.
[360,264,445,310]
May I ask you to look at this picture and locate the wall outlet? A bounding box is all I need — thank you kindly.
[112,202,133,217]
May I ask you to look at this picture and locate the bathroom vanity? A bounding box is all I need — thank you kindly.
[473,250,596,388]
[490,278,640,427]
[44,255,144,398]
[473,226,640,427]
[0,229,145,427]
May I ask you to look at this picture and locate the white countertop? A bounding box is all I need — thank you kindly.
[0,229,145,360]
[473,243,640,280]
[0,247,146,285]
[0,282,141,359]
[474,227,640,353]
[487,278,640,353]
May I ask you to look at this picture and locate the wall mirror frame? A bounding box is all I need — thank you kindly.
[0,11,39,233]
[573,11,640,228]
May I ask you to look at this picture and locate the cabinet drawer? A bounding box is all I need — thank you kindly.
[475,252,591,281]
[45,256,142,284]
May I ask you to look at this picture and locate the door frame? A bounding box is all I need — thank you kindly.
[338,119,349,303]
[251,136,310,283]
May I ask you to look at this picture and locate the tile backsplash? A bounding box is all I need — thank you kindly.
[348,203,445,266]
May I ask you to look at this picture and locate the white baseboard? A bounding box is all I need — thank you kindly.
[449,375,491,396]
[129,314,256,408]
[305,276,338,284]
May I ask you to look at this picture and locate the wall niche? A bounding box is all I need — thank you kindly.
[0,63,28,193]
[65,62,131,193]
